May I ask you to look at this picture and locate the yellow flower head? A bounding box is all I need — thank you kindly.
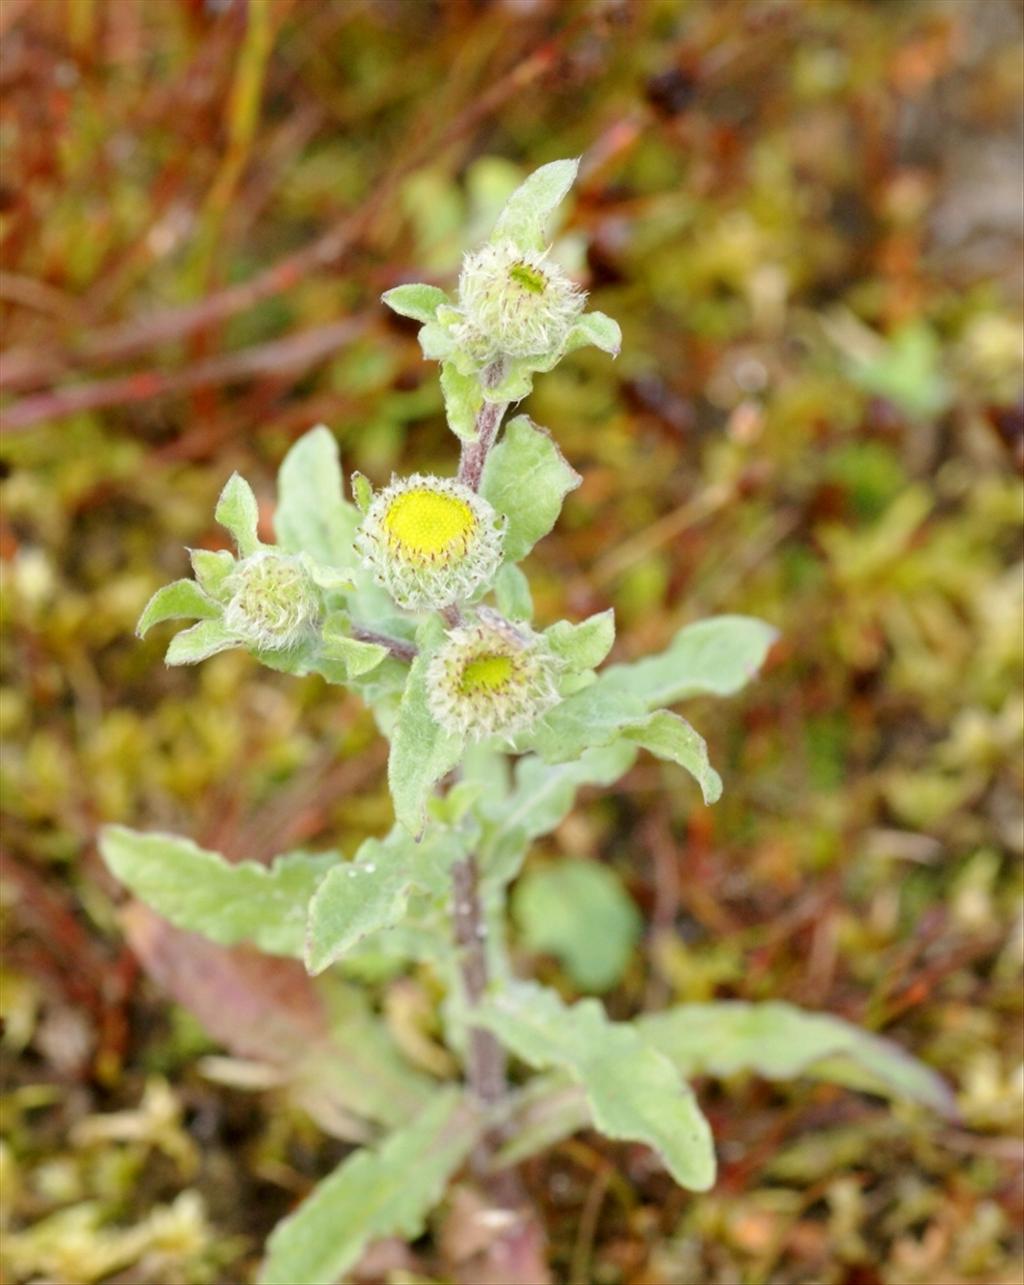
[426,611,560,741]
[355,474,504,610]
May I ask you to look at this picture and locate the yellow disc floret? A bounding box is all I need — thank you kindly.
[427,611,560,741]
[355,474,505,611]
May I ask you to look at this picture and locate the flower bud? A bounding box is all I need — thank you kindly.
[355,474,504,611]
[454,239,586,367]
[223,551,319,650]
[426,611,560,741]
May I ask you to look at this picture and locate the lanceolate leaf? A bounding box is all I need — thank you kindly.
[215,472,261,556]
[481,416,581,564]
[381,282,449,323]
[603,615,777,708]
[164,619,236,665]
[99,826,335,957]
[622,710,723,804]
[275,425,360,570]
[565,310,622,357]
[490,157,580,252]
[545,609,615,672]
[477,981,715,1191]
[259,1090,478,1285]
[523,684,647,763]
[440,361,484,442]
[638,1001,957,1117]
[137,579,220,638]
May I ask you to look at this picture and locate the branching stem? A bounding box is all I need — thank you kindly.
[350,625,417,662]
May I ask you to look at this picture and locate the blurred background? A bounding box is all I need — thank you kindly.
[1,0,1022,1282]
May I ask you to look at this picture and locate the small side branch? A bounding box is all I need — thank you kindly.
[350,626,417,662]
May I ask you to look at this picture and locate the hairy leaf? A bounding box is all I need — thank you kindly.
[477,981,715,1191]
[275,425,360,570]
[545,609,615,672]
[259,1090,477,1285]
[440,361,484,442]
[481,416,580,563]
[137,580,220,637]
[622,710,722,804]
[215,472,261,556]
[189,547,235,600]
[99,826,334,957]
[490,157,580,252]
[164,619,236,665]
[381,282,449,323]
[566,310,622,357]
[493,562,533,621]
[523,684,647,763]
[603,615,777,708]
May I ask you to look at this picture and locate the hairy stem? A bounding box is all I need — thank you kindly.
[349,625,417,662]
[451,853,507,1110]
[458,365,509,490]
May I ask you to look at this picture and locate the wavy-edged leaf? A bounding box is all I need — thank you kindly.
[477,981,715,1191]
[99,826,334,957]
[381,282,449,323]
[164,619,236,665]
[215,472,261,556]
[545,609,615,672]
[481,416,581,563]
[259,1089,477,1285]
[137,580,220,638]
[275,425,360,570]
[638,1001,956,1117]
[622,709,722,804]
[523,683,646,763]
[604,615,777,708]
[490,157,580,252]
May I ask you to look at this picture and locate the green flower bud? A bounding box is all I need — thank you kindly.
[354,474,504,611]
[454,239,586,367]
[426,611,560,741]
[223,551,319,650]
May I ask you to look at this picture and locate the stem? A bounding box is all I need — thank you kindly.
[350,625,417,662]
[451,853,507,1109]
[458,364,509,490]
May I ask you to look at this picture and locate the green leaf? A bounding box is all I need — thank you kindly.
[523,684,647,763]
[545,609,615,672]
[189,548,235,600]
[215,472,261,556]
[440,362,484,442]
[638,1002,956,1118]
[477,981,715,1191]
[490,157,580,252]
[622,710,722,804]
[493,562,533,621]
[566,310,622,357]
[275,426,360,570]
[381,282,449,323]
[417,318,456,362]
[603,615,777,708]
[320,616,388,678]
[164,619,236,665]
[350,471,373,514]
[259,1089,477,1285]
[513,859,641,992]
[388,626,463,836]
[480,416,581,563]
[137,580,220,638]
[98,826,335,957]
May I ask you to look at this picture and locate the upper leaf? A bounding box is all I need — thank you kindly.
[164,619,236,665]
[275,426,360,571]
[490,157,580,252]
[603,615,777,708]
[477,981,716,1191]
[440,361,484,442]
[258,1089,477,1285]
[638,1001,957,1118]
[545,609,615,673]
[522,683,647,763]
[137,580,220,638]
[99,826,334,957]
[381,283,449,324]
[565,310,622,358]
[480,416,581,563]
[621,709,722,805]
[215,472,261,556]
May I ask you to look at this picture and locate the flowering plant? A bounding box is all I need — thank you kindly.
[101,160,951,1283]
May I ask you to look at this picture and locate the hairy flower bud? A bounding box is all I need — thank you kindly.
[223,551,319,650]
[426,612,560,741]
[454,239,586,367]
[355,475,504,610]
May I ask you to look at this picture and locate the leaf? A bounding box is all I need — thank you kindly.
[622,710,722,804]
[480,416,581,563]
[320,617,388,678]
[259,1089,477,1285]
[513,859,641,992]
[381,282,449,323]
[545,609,615,672]
[350,471,373,514]
[189,548,235,600]
[164,619,236,665]
[493,562,533,621]
[305,833,415,975]
[388,627,463,836]
[523,683,647,763]
[137,580,220,638]
[638,1002,957,1118]
[440,362,484,442]
[275,425,360,570]
[99,826,335,957]
[603,615,777,708]
[490,157,580,252]
[565,310,622,357]
[215,472,261,556]
[477,981,715,1191]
